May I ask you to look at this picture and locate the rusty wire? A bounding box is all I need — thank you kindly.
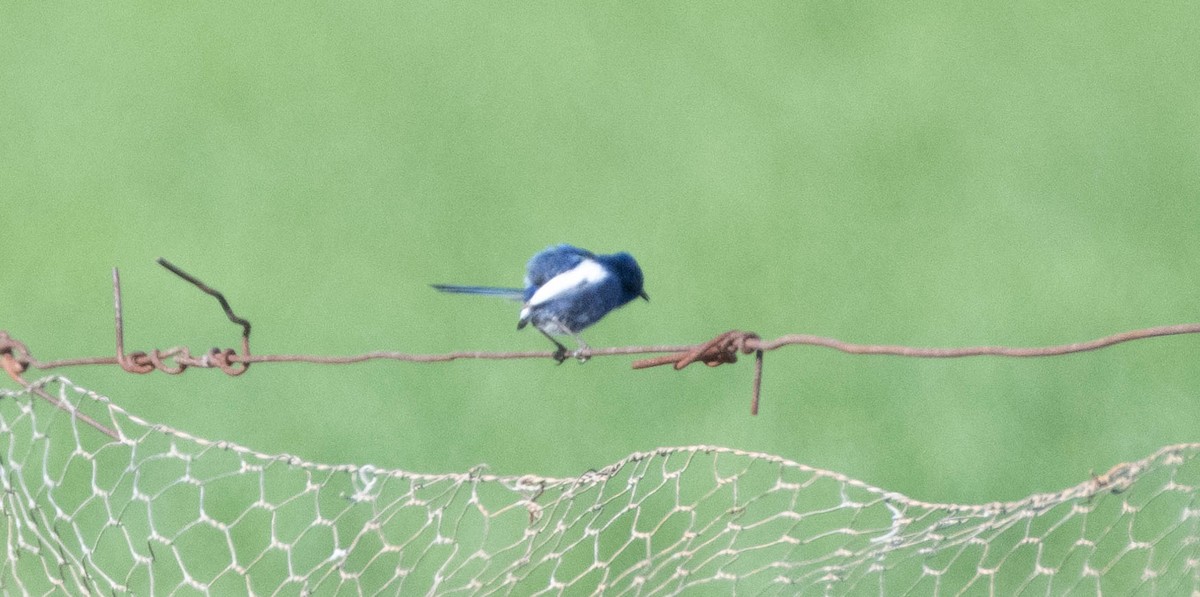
[1,342,120,439]
[3,260,1200,417]
[113,261,251,376]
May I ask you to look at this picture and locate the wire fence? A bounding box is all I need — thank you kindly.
[3,259,1200,418]
[3,260,1200,594]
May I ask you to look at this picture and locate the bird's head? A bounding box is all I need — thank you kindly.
[605,252,649,303]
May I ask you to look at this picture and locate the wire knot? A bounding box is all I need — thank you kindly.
[209,347,249,376]
[632,330,765,415]
[110,260,252,377]
[118,350,157,374]
[0,332,32,373]
[633,330,761,370]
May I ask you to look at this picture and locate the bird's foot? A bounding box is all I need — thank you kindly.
[572,349,590,363]
[551,347,568,364]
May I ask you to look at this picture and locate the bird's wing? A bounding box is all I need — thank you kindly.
[523,245,595,289]
[524,258,609,307]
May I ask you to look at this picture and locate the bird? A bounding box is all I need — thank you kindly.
[433,244,649,363]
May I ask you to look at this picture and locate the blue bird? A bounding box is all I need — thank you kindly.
[433,244,649,363]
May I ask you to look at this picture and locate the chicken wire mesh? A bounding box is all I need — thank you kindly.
[1,377,1198,595]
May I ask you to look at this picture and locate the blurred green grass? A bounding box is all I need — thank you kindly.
[2,1,1198,508]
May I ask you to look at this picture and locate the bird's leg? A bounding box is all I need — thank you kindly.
[535,326,569,364]
[568,333,591,363]
[538,318,591,364]
[546,317,590,363]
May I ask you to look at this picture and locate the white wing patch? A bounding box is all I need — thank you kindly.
[526,259,608,307]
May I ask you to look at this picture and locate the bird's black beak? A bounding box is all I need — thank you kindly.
[639,291,650,302]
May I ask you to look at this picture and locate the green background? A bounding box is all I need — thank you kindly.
[2,2,1197,508]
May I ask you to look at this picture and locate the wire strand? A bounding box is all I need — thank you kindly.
[3,260,1198,418]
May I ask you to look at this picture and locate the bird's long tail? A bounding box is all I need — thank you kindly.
[431,284,524,300]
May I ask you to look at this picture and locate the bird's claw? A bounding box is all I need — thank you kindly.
[549,347,589,364]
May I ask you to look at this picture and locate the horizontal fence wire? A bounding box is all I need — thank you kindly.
[3,259,1200,419]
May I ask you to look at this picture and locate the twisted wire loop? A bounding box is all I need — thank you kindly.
[631,330,761,369]
[116,348,156,374]
[111,260,252,377]
[632,330,766,415]
[212,346,250,376]
[147,348,186,375]
[116,346,250,376]
[0,331,32,373]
